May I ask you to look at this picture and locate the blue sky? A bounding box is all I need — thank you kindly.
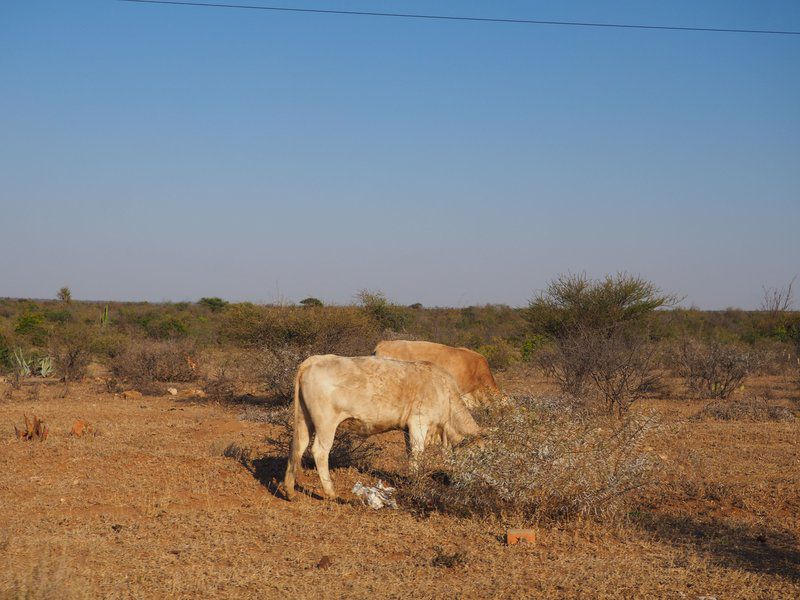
[1,1,799,308]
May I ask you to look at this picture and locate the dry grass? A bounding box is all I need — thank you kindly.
[0,372,798,599]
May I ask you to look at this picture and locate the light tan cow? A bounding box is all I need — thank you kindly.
[374,340,502,408]
[284,355,480,500]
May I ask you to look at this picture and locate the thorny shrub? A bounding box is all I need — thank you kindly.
[256,344,307,401]
[694,396,795,422]
[671,337,754,399]
[539,328,660,415]
[401,395,665,523]
[110,340,198,394]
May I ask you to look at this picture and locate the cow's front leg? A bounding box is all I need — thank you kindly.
[407,422,429,471]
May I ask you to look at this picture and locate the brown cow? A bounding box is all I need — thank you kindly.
[374,340,502,408]
[284,355,480,500]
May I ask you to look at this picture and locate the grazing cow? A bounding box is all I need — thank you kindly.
[284,355,480,500]
[374,340,502,408]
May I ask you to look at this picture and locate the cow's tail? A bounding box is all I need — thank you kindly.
[291,359,310,436]
[284,358,313,499]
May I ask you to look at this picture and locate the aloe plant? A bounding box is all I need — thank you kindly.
[12,349,32,377]
[38,356,53,378]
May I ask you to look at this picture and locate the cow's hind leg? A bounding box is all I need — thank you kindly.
[310,424,338,499]
[284,403,312,500]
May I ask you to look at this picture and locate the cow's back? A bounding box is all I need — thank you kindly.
[374,340,500,401]
[297,354,462,432]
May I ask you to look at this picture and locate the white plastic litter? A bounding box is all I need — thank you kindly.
[351,480,398,509]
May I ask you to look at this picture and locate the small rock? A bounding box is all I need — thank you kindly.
[167,387,178,396]
[316,555,333,569]
[122,390,142,400]
[506,529,536,546]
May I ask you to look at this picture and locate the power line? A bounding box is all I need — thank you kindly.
[117,0,800,36]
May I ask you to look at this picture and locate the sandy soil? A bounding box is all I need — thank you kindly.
[1,373,798,599]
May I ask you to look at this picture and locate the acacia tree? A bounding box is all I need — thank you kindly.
[529,273,675,416]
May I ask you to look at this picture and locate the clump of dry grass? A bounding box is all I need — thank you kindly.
[110,340,198,394]
[401,395,665,523]
[694,396,795,422]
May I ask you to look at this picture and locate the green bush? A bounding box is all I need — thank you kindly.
[14,312,48,346]
[520,335,549,362]
[199,297,228,312]
[299,297,323,307]
[477,338,519,371]
[527,272,675,338]
[136,311,189,339]
[357,290,408,332]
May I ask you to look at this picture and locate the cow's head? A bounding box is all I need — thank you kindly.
[441,395,481,448]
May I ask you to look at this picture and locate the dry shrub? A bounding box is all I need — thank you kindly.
[49,323,92,382]
[750,341,796,376]
[671,338,753,399]
[539,328,660,415]
[256,345,306,401]
[401,396,664,523]
[110,340,198,394]
[203,368,238,403]
[694,396,795,422]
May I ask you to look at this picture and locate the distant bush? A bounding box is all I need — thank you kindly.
[299,297,323,307]
[0,331,12,371]
[218,304,378,353]
[477,338,519,371]
[135,312,189,340]
[198,297,228,312]
[44,309,73,324]
[49,323,93,382]
[357,290,408,333]
[111,340,198,394]
[526,272,676,338]
[14,312,48,346]
[671,338,753,399]
[401,396,664,523]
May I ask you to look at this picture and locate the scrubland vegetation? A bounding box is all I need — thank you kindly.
[1,275,799,598]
